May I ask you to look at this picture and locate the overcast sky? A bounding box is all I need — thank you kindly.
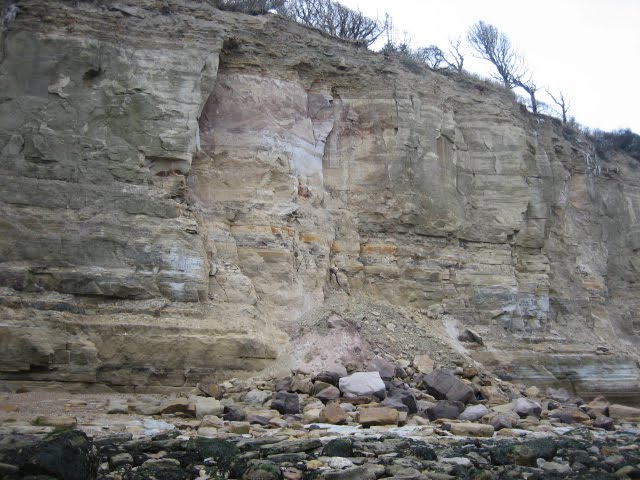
[337,0,640,133]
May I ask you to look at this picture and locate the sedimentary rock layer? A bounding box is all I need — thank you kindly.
[0,1,638,399]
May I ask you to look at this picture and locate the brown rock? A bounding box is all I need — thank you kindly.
[316,385,341,403]
[357,407,400,427]
[197,380,225,400]
[32,415,77,430]
[413,354,435,374]
[608,404,640,420]
[160,398,193,416]
[449,422,494,437]
[319,401,347,424]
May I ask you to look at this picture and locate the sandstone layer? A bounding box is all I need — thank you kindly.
[0,1,638,401]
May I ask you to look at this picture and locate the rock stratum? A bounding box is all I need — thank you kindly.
[0,1,639,402]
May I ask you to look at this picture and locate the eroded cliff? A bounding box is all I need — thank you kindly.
[0,1,638,401]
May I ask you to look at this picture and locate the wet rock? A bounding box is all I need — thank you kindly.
[418,369,474,404]
[260,439,321,456]
[513,438,557,466]
[425,400,464,420]
[242,460,283,480]
[271,392,300,415]
[339,372,386,400]
[32,415,77,430]
[322,438,353,457]
[512,397,542,418]
[593,415,615,430]
[459,404,488,421]
[109,452,134,469]
[357,407,400,427]
[0,430,98,480]
[129,458,187,480]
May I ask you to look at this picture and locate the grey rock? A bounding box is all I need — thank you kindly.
[418,369,474,404]
[109,452,134,469]
[244,389,272,405]
[425,400,464,420]
[339,372,386,400]
[270,392,300,415]
[459,404,488,421]
[512,397,542,418]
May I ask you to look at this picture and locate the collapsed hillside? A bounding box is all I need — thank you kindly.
[0,0,638,403]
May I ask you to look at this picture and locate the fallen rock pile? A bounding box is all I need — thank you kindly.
[1,356,640,479]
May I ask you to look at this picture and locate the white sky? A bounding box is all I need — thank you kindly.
[337,0,640,133]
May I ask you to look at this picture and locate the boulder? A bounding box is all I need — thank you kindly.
[459,404,488,421]
[425,400,464,420]
[271,392,300,415]
[339,372,386,400]
[418,369,474,404]
[412,354,435,374]
[457,328,484,345]
[357,407,400,427]
[319,401,347,424]
[160,398,193,416]
[244,389,272,405]
[593,415,615,430]
[449,422,494,437]
[608,403,640,420]
[0,430,99,480]
[382,386,417,414]
[195,397,224,419]
[545,387,571,403]
[322,438,353,457]
[585,396,610,416]
[490,413,514,431]
[512,397,542,418]
[275,377,294,392]
[366,356,397,380]
[316,385,341,403]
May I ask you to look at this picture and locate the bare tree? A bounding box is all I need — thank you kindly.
[415,45,445,69]
[514,76,539,113]
[547,89,571,123]
[467,20,524,87]
[281,0,387,46]
[446,36,465,72]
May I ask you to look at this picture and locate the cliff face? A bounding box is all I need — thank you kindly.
[1,1,639,400]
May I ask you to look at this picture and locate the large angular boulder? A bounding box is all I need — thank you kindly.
[425,400,464,420]
[366,356,397,380]
[357,407,400,427]
[418,369,474,404]
[270,392,300,415]
[512,397,542,418]
[383,386,417,414]
[339,372,386,400]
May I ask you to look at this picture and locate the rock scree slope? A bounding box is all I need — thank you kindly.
[0,0,639,402]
